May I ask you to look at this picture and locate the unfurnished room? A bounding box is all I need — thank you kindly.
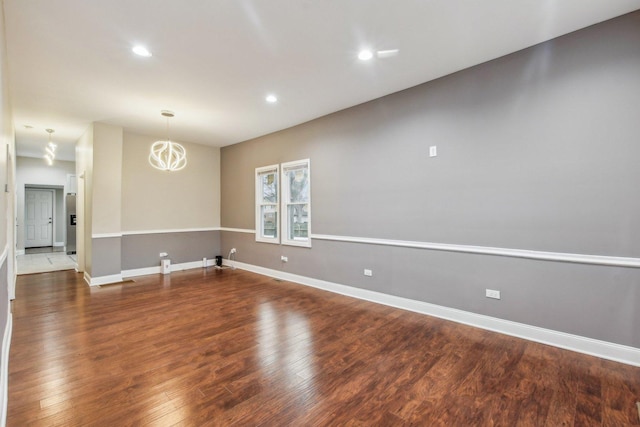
[0,1,639,426]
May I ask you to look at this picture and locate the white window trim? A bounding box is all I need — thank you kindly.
[255,164,280,244]
[281,159,311,248]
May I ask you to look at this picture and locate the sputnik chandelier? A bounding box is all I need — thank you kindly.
[149,110,187,171]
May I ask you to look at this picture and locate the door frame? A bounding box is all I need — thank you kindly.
[24,186,60,249]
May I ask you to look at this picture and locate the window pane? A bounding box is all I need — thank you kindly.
[261,205,278,238]
[260,172,277,203]
[286,166,309,203]
[287,204,308,239]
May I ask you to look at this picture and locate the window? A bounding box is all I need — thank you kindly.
[281,159,311,247]
[255,164,279,243]
[255,159,311,247]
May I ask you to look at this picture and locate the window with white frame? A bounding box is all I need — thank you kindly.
[255,164,279,243]
[281,159,311,247]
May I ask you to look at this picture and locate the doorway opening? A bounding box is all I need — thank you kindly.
[19,185,76,274]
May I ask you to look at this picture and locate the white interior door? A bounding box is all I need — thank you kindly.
[25,189,53,248]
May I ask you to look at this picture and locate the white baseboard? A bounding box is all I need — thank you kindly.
[15,250,24,256]
[122,266,161,278]
[170,259,213,272]
[87,258,218,284]
[10,274,15,302]
[1,308,12,427]
[227,260,640,367]
[53,242,64,247]
[121,258,216,279]
[84,272,124,287]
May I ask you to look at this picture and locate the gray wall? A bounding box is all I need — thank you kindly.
[221,12,640,348]
[91,237,122,278]
[121,231,221,270]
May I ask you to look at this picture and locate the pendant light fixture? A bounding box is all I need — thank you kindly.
[44,128,56,166]
[149,110,187,171]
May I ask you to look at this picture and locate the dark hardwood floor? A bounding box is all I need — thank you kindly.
[8,268,640,426]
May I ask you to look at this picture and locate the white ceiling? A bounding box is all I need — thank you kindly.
[5,0,640,161]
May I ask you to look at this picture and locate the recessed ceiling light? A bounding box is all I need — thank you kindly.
[358,49,374,61]
[266,94,278,103]
[132,45,152,57]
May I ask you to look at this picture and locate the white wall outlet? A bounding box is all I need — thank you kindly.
[230,248,237,254]
[486,289,501,300]
[281,255,288,262]
[364,269,373,277]
[159,252,168,257]
[429,146,437,157]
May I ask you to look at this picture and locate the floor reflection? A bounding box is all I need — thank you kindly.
[257,301,316,391]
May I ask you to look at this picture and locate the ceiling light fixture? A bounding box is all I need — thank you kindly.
[266,94,278,103]
[149,110,187,172]
[358,49,374,61]
[44,128,56,165]
[132,45,152,57]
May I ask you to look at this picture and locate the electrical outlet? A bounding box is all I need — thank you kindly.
[364,269,373,277]
[159,252,168,257]
[429,146,437,157]
[230,248,237,254]
[486,289,501,300]
[281,256,288,262]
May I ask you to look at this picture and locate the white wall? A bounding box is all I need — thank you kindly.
[16,156,76,251]
[92,123,121,234]
[75,124,93,273]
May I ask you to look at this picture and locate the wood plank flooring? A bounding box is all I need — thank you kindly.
[8,268,640,426]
